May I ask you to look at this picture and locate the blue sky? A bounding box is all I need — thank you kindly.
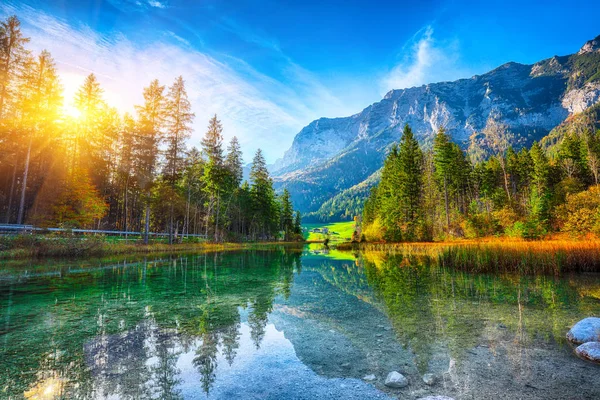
[2,0,599,162]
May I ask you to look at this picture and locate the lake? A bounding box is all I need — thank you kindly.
[1,246,600,399]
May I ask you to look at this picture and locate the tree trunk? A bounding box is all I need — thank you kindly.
[215,195,221,242]
[499,159,511,202]
[5,162,18,224]
[144,201,150,245]
[443,175,449,232]
[17,134,33,225]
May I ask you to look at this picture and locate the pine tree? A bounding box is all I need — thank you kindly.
[135,79,166,243]
[164,76,194,243]
[250,149,277,239]
[225,136,243,188]
[482,117,514,201]
[397,124,424,240]
[201,114,226,241]
[0,15,30,119]
[433,127,453,231]
[279,189,294,240]
[16,50,62,224]
[293,211,302,235]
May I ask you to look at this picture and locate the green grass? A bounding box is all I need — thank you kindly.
[303,221,356,242]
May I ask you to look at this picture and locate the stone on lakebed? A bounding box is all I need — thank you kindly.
[422,373,437,385]
[416,397,455,400]
[575,341,600,363]
[384,371,408,388]
[566,317,600,344]
[362,374,376,381]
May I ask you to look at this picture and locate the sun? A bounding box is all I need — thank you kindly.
[62,104,82,120]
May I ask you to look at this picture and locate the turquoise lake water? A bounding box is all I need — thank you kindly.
[1,247,600,399]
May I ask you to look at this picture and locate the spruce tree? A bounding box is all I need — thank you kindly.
[201,114,226,240]
[250,149,276,239]
[164,76,194,243]
[0,15,30,119]
[433,127,453,231]
[135,79,166,243]
[397,124,424,240]
[279,189,294,240]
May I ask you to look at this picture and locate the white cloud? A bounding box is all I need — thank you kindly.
[147,1,166,9]
[105,0,168,12]
[0,2,364,163]
[380,26,470,93]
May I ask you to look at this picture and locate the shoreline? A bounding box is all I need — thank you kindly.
[0,236,305,260]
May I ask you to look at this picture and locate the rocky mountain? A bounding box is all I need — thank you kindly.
[272,35,600,221]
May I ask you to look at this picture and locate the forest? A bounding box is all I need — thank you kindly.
[0,15,302,243]
[362,117,600,242]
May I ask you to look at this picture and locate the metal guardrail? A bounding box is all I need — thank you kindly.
[0,224,207,238]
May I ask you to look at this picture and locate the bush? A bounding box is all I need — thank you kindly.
[555,185,600,237]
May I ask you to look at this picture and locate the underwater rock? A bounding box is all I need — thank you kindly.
[416,397,455,400]
[362,374,376,381]
[575,341,600,363]
[384,371,408,388]
[422,373,437,385]
[566,317,600,344]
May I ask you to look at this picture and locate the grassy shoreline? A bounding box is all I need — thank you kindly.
[335,237,600,275]
[0,235,304,260]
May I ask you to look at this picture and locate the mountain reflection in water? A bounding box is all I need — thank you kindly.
[1,247,600,399]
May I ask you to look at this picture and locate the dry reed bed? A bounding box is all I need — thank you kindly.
[439,240,600,275]
[338,239,600,275]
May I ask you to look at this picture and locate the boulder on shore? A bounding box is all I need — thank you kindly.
[566,317,600,344]
[384,371,408,388]
[575,341,600,363]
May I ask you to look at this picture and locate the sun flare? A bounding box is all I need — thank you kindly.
[62,104,82,120]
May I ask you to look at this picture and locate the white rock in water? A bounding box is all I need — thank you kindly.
[384,371,408,388]
[566,317,600,344]
[422,373,437,385]
[362,374,376,381]
[575,341,600,363]
[417,397,455,400]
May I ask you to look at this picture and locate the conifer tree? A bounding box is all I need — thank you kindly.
[164,76,194,242]
[433,127,453,231]
[201,114,226,240]
[16,50,62,224]
[279,189,294,240]
[250,149,277,239]
[0,15,30,119]
[135,79,166,243]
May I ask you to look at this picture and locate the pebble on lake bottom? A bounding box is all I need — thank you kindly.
[362,374,376,381]
[422,373,437,385]
[384,371,408,388]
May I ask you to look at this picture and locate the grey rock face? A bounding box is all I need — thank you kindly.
[566,317,600,344]
[384,371,408,388]
[575,341,600,363]
[273,36,600,216]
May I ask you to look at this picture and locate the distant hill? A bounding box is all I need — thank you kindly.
[273,35,600,221]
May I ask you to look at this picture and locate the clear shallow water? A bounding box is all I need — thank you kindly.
[1,247,600,399]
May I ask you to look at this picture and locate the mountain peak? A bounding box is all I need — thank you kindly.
[579,35,600,55]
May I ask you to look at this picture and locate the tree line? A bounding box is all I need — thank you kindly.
[362,119,600,241]
[0,15,302,242]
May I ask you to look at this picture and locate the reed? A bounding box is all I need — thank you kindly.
[338,238,600,275]
[438,240,600,275]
